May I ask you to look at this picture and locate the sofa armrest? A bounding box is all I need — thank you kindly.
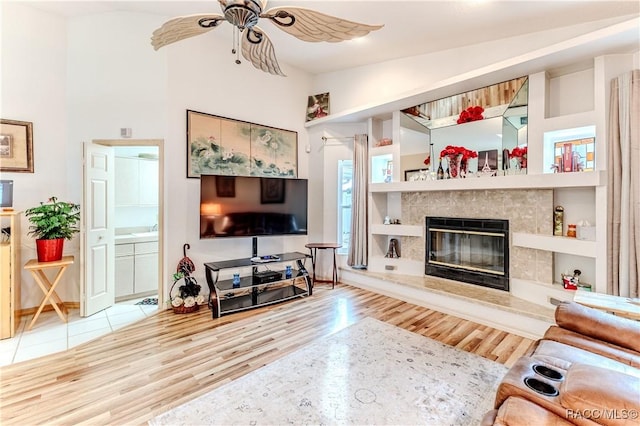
[543,326,640,368]
[555,301,640,353]
[560,363,640,426]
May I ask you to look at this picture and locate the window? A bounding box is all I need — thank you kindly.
[337,160,353,254]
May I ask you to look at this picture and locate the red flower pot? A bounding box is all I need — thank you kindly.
[36,238,65,262]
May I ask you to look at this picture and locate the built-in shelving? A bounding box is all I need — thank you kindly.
[370,170,605,193]
[510,278,576,307]
[368,256,424,275]
[512,232,597,258]
[370,224,422,237]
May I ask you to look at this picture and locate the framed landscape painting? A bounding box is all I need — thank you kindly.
[186,110,298,178]
[0,119,34,173]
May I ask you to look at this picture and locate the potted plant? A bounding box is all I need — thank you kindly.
[25,196,80,262]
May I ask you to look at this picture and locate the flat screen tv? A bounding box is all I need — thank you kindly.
[200,175,308,239]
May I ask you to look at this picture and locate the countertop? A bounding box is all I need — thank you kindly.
[115,230,158,244]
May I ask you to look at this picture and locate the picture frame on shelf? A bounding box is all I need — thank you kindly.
[186,110,298,179]
[553,137,595,172]
[477,149,498,172]
[0,119,34,173]
[306,92,329,122]
[404,168,428,181]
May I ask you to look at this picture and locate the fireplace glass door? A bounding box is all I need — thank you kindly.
[426,217,509,290]
[429,229,505,275]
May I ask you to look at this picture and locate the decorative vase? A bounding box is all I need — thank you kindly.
[514,157,527,174]
[36,238,65,262]
[446,154,462,178]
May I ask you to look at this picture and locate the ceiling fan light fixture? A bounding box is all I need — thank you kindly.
[152,1,384,76]
[218,0,263,29]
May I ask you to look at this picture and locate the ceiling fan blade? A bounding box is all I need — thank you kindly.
[241,26,286,76]
[151,14,226,50]
[261,7,383,42]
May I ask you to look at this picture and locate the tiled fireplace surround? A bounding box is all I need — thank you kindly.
[400,189,554,287]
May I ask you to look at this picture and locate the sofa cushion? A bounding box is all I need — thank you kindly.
[533,340,640,378]
[560,363,640,426]
[544,326,640,368]
[555,302,640,353]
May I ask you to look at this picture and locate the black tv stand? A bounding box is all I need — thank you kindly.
[204,252,311,318]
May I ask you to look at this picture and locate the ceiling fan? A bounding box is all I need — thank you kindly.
[151,0,383,76]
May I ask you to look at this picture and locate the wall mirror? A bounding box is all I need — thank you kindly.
[400,77,528,179]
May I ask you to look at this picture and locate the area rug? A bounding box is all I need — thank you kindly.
[149,317,507,425]
[135,297,158,305]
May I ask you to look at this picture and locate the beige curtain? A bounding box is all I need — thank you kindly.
[607,69,640,298]
[347,134,368,268]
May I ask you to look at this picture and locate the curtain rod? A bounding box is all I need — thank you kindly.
[321,136,355,144]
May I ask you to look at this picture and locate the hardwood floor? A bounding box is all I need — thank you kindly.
[0,285,535,425]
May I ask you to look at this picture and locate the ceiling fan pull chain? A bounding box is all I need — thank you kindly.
[232,26,241,65]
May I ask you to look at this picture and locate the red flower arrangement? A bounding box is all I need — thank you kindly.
[440,145,478,161]
[509,146,528,168]
[457,106,484,124]
[509,146,527,158]
[439,145,478,178]
[423,156,431,167]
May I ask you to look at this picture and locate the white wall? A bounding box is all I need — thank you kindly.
[0,4,72,306]
[163,30,313,287]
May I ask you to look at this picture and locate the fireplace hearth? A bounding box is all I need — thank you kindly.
[425,217,509,291]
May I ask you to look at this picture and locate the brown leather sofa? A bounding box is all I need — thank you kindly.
[482,301,640,425]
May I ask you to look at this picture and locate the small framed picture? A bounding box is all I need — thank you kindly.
[0,119,33,173]
[260,178,285,204]
[477,149,498,172]
[404,168,428,181]
[306,92,330,122]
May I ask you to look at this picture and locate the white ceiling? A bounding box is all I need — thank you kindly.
[23,0,640,74]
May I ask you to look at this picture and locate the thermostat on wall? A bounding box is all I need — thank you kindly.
[120,128,132,138]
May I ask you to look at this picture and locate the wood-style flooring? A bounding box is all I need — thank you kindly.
[0,285,535,425]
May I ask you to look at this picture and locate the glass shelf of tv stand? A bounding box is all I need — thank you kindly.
[204,251,311,318]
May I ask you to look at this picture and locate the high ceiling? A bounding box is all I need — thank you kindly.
[23,0,640,74]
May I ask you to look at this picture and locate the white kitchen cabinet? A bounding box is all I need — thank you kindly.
[115,244,135,297]
[115,157,139,206]
[115,156,158,207]
[138,159,159,206]
[134,242,158,293]
[115,240,158,299]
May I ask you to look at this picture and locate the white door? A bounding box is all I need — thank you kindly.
[81,143,115,316]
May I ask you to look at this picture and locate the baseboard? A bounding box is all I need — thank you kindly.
[18,302,80,316]
[340,269,553,340]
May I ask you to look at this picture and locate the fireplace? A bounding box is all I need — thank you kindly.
[425,217,509,291]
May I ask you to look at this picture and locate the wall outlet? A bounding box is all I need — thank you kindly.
[384,265,396,271]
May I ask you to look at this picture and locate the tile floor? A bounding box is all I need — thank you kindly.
[0,297,158,366]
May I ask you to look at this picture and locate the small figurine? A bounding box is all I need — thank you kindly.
[561,269,581,290]
[385,238,401,258]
